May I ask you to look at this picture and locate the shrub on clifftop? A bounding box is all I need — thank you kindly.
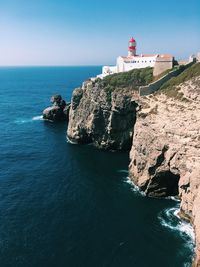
[102,67,153,92]
[98,67,153,102]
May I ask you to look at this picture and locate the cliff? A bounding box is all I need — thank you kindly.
[67,63,200,266]
[129,63,200,266]
[67,67,153,150]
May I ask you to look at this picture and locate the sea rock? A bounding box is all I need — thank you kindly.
[67,80,138,150]
[43,95,70,121]
[129,76,200,266]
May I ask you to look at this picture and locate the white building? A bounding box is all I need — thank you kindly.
[98,37,173,78]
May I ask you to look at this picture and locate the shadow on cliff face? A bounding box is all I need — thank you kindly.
[146,170,180,197]
[140,145,181,197]
[67,84,138,151]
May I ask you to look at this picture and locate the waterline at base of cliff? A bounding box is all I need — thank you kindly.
[66,64,200,266]
[0,66,195,267]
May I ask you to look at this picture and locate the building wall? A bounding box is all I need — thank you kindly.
[117,56,157,72]
[117,57,125,72]
[100,55,175,79]
[153,59,173,76]
[102,66,117,75]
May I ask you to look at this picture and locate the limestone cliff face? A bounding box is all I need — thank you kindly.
[129,76,200,266]
[67,65,200,266]
[67,81,138,150]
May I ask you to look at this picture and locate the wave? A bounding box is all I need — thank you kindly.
[164,196,180,202]
[14,115,43,124]
[123,176,145,196]
[158,205,195,246]
[66,136,78,145]
[158,205,195,266]
[32,115,43,121]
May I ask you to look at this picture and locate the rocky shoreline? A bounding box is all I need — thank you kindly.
[66,64,200,266]
[45,64,200,266]
[128,75,200,266]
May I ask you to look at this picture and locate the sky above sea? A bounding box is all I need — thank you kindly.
[0,0,199,65]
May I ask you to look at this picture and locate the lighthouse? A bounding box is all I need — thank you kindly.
[128,37,136,57]
[98,37,173,78]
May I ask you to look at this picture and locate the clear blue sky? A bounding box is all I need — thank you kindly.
[0,0,199,65]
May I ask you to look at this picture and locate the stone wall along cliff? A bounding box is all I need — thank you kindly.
[139,61,195,96]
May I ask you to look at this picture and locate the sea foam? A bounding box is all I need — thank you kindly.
[158,205,195,266]
[123,174,195,259]
[15,115,43,124]
[66,136,78,145]
[158,205,195,244]
[32,115,43,121]
[123,176,145,195]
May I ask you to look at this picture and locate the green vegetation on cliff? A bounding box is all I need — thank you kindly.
[102,67,153,89]
[158,63,200,100]
[100,67,153,101]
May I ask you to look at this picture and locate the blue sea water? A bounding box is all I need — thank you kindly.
[0,66,195,267]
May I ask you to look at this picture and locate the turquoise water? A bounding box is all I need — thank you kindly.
[0,66,194,267]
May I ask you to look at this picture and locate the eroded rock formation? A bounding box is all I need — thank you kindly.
[129,76,200,266]
[67,64,200,266]
[43,95,70,122]
[67,80,138,150]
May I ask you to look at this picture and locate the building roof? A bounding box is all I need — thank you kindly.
[119,54,173,61]
[120,55,157,60]
[157,54,173,59]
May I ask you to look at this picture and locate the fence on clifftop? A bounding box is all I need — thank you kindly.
[139,61,195,96]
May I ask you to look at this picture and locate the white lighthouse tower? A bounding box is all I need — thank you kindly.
[128,37,136,57]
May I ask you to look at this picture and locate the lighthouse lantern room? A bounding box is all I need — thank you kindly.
[128,37,136,57]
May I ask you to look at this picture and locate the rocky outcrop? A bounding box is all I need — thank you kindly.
[66,64,200,265]
[67,80,138,150]
[43,95,70,122]
[129,76,200,266]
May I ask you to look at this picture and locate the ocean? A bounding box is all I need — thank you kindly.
[0,66,194,267]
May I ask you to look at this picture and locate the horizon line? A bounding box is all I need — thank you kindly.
[0,65,104,67]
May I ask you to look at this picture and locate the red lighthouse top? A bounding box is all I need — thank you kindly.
[129,37,136,42]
